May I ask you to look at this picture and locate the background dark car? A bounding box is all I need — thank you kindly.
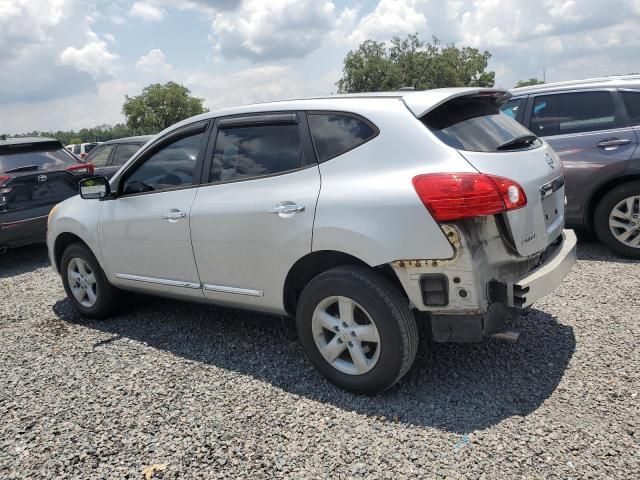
[0,137,93,251]
[503,75,640,258]
[84,135,152,179]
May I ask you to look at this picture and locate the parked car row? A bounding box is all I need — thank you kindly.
[47,88,576,393]
[66,142,99,160]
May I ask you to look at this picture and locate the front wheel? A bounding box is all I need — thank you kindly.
[594,182,640,258]
[61,242,122,319]
[296,266,418,394]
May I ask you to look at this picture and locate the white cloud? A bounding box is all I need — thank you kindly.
[347,0,428,45]
[130,1,165,21]
[135,48,174,76]
[58,33,118,78]
[211,0,340,61]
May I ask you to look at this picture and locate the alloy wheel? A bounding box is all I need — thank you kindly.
[67,257,98,308]
[311,296,381,375]
[608,195,640,248]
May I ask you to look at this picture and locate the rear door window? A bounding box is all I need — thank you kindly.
[530,91,616,136]
[210,123,303,182]
[422,97,540,152]
[620,90,640,125]
[307,114,377,162]
[112,144,142,166]
[87,145,114,167]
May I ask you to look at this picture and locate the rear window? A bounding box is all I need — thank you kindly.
[422,98,540,152]
[621,90,640,125]
[308,114,377,162]
[0,145,78,173]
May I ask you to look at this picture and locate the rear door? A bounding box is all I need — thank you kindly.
[525,90,637,225]
[420,94,565,256]
[189,112,320,314]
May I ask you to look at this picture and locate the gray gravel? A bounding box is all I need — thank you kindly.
[0,240,638,479]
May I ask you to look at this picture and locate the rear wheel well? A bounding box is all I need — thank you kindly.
[53,233,88,272]
[282,250,405,316]
[587,175,640,230]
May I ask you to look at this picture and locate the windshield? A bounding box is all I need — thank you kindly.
[0,146,78,173]
[422,97,542,152]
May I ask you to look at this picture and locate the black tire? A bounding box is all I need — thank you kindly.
[593,181,640,259]
[60,242,122,319]
[296,266,418,394]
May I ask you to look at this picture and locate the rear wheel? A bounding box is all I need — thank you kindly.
[61,242,122,319]
[594,182,640,258]
[296,266,418,394]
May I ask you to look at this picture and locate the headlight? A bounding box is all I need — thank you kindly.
[48,203,60,228]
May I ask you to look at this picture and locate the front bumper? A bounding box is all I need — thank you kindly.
[507,230,577,308]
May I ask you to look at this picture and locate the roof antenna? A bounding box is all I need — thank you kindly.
[413,56,434,90]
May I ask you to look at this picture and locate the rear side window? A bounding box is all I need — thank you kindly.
[0,146,78,173]
[85,143,97,153]
[499,98,525,121]
[87,145,114,167]
[422,98,540,152]
[308,114,376,162]
[621,90,640,125]
[210,124,303,182]
[530,91,616,136]
[112,144,142,166]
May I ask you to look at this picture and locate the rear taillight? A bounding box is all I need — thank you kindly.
[412,173,527,222]
[0,175,12,205]
[80,153,86,159]
[0,175,11,186]
[66,163,94,175]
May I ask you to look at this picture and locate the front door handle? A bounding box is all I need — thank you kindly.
[270,202,305,216]
[597,138,632,150]
[161,209,187,221]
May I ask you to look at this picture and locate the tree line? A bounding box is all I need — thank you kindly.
[5,34,545,144]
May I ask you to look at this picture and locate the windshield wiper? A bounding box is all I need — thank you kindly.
[4,164,41,173]
[496,134,538,151]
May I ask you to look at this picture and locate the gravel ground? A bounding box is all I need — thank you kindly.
[0,240,638,479]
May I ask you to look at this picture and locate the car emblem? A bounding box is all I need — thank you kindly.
[545,154,555,168]
[37,175,48,182]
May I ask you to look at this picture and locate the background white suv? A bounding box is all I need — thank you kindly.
[66,142,99,160]
[48,88,576,394]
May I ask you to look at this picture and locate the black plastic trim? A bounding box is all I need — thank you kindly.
[218,113,298,128]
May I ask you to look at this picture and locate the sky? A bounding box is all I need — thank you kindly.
[1,0,639,133]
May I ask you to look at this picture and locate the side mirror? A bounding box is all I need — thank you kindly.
[79,176,110,199]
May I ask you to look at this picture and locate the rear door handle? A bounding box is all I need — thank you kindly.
[161,209,187,221]
[270,202,305,215]
[597,138,632,149]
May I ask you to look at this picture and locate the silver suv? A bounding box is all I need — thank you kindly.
[47,88,576,394]
[503,75,640,258]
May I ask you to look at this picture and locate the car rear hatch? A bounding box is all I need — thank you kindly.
[407,89,565,257]
[0,141,93,215]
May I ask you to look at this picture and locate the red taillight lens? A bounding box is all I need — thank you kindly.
[66,163,95,175]
[80,153,86,159]
[412,173,527,222]
[0,175,11,186]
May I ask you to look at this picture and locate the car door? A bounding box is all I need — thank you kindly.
[525,89,638,225]
[99,121,210,299]
[189,112,320,314]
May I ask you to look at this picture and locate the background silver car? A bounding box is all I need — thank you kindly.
[503,75,640,258]
[48,88,575,394]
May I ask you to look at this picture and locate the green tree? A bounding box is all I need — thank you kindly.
[122,81,208,134]
[337,34,495,93]
[515,78,545,88]
[68,137,82,145]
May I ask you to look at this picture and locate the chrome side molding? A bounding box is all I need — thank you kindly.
[203,284,263,297]
[115,273,201,289]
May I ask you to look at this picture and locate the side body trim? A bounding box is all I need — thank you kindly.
[115,273,201,289]
[203,284,264,297]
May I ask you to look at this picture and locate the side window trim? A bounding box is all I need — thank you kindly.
[116,120,212,197]
[616,88,640,127]
[305,110,380,163]
[200,111,317,187]
[105,144,118,167]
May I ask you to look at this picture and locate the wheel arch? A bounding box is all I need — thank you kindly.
[53,232,92,273]
[282,250,405,316]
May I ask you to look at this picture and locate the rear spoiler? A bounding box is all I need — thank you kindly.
[0,140,63,154]
[402,88,512,118]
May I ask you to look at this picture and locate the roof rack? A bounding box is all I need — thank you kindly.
[513,74,640,92]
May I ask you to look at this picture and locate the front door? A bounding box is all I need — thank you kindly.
[99,125,208,299]
[190,113,320,314]
[527,90,637,225]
